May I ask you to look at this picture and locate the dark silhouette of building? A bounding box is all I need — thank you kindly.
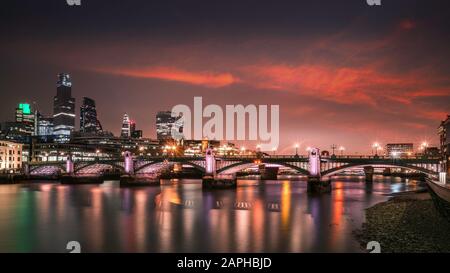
[53,73,75,143]
[80,97,102,134]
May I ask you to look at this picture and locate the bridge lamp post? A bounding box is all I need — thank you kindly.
[96,149,101,161]
[339,146,345,156]
[272,147,276,156]
[294,144,299,156]
[331,144,337,156]
[372,142,380,156]
[241,147,246,155]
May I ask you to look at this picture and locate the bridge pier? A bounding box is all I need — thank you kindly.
[307,148,331,193]
[61,155,104,184]
[202,148,236,189]
[307,176,332,193]
[120,151,159,187]
[364,166,374,183]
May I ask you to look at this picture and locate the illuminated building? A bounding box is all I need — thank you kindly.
[120,113,131,138]
[439,115,450,175]
[34,111,54,137]
[156,111,184,141]
[386,143,414,158]
[53,73,75,143]
[70,132,161,157]
[15,103,35,135]
[0,121,30,143]
[182,139,221,156]
[80,97,102,134]
[0,140,23,172]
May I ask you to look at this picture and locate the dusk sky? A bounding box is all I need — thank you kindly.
[1,0,449,153]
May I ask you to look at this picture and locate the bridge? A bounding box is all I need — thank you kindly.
[25,150,441,180]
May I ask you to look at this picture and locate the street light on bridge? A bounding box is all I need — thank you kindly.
[294,144,299,156]
[372,142,381,156]
[339,146,345,156]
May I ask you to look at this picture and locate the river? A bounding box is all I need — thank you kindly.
[0,176,424,253]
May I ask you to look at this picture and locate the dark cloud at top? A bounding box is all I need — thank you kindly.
[1,0,450,153]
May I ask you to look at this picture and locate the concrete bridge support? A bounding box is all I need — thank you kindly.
[307,148,331,193]
[203,148,236,189]
[120,151,159,187]
[364,166,374,183]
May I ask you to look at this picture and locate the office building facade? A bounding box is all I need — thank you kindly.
[80,97,102,134]
[53,73,75,143]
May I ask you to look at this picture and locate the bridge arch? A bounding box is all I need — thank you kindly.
[135,160,206,174]
[322,163,438,178]
[29,164,65,175]
[217,161,309,175]
[75,162,124,174]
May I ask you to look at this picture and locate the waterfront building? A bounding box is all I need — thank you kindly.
[156,111,184,141]
[182,139,221,156]
[80,97,102,134]
[53,73,75,143]
[70,132,161,157]
[386,143,414,158]
[423,147,440,158]
[438,115,450,175]
[0,140,23,173]
[0,121,31,143]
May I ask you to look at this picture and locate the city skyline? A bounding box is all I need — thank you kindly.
[1,0,450,153]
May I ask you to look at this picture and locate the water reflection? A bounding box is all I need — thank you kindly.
[0,177,424,253]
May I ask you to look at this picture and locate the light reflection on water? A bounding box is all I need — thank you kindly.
[0,176,424,253]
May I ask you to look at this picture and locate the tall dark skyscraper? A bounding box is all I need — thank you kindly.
[80,97,102,134]
[53,73,75,143]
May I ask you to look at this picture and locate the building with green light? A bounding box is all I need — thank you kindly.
[15,103,35,135]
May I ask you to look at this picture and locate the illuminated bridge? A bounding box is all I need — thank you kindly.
[25,154,441,178]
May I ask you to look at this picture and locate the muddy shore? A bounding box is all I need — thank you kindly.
[355,191,450,253]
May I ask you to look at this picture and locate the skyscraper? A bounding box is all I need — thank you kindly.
[156,111,184,141]
[121,113,131,138]
[80,97,102,134]
[53,73,75,143]
[15,103,34,135]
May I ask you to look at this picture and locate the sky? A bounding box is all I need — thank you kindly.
[1,0,449,154]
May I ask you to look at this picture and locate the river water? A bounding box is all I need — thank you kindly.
[0,176,424,253]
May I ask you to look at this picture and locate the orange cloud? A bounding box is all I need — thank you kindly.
[240,64,401,106]
[94,66,238,88]
[239,62,449,108]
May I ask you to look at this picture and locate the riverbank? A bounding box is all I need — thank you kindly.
[355,191,450,253]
